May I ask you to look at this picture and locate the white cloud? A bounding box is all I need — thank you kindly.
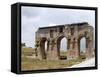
[21,6,95,50]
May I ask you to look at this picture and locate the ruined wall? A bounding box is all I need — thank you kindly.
[35,22,94,60]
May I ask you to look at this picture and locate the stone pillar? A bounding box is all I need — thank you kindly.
[35,39,47,60]
[85,37,93,59]
[67,38,79,60]
[67,39,70,50]
[40,41,47,59]
[35,40,43,60]
[85,27,94,59]
[67,38,71,60]
[67,38,74,60]
[47,39,59,60]
[74,39,80,58]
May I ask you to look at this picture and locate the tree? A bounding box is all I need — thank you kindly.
[21,43,26,47]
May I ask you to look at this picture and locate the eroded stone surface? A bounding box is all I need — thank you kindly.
[35,22,94,60]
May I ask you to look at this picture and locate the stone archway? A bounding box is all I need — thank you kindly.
[80,37,86,52]
[35,22,94,60]
[79,37,86,59]
[78,30,94,59]
[56,36,68,60]
[40,38,47,59]
[78,36,87,59]
[35,37,50,59]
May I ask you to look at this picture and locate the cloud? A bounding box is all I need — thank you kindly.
[21,6,95,49]
[22,7,41,18]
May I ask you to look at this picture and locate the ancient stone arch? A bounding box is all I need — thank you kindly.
[35,22,94,60]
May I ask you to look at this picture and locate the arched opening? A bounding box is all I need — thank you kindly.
[45,41,47,52]
[40,38,49,59]
[79,37,86,59]
[57,36,68,60]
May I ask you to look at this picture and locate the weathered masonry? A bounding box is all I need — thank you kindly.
[35,22,94,60]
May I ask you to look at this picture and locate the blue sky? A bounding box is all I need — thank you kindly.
[21,6,95,51]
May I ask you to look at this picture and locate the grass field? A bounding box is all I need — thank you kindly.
[21,47,86,71]
[21,57,85,71]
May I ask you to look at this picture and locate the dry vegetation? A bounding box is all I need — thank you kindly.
[21,47,36,56]
[21,57,85,71]
[21,48,85,71]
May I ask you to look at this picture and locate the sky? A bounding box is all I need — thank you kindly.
[21,6,95,51]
